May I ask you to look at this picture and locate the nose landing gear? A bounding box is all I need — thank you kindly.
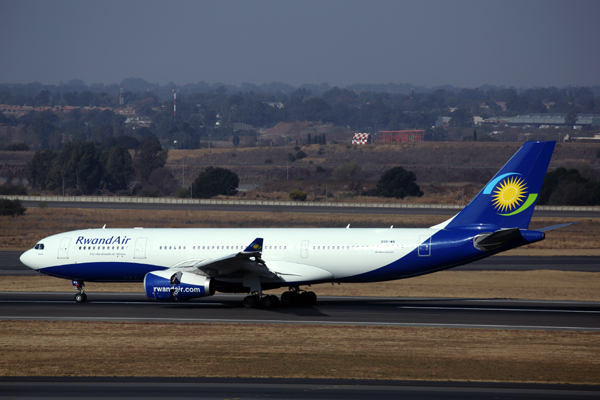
[72,280,87,303]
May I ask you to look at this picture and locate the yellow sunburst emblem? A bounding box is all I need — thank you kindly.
[491,176,528,213]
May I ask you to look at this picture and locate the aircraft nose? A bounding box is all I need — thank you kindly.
[20,250,36,269]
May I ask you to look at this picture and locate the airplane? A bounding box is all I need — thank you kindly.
[20,141,563,308]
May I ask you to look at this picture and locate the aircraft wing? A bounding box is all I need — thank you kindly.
[167,238,275,278]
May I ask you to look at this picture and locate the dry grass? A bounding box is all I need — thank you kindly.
[3,270,600,302]
[1,321,598,384]
[2,208,599,253]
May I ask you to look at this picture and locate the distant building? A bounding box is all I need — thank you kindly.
[486,113,600,127]
[233,123,255,131]
[435,116,451,127]
[379,130,425,143]
[352,132,372,145]
[264,102,284,109]
[564,133,600,143]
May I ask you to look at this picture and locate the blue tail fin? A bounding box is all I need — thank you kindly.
[445,141,556,230]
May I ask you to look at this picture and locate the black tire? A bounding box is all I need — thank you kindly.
[281,291,296,306]
[269,295,280,307]
[261,296,275,308]
[74,293,86,303]
[307,291,317,305]
[243,295,258,308]
[299,291,311,306]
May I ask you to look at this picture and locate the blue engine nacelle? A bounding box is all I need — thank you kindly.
[144,270,215,301]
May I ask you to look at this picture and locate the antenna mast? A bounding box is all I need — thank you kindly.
[173,88,178,118]
[119,83,124,108]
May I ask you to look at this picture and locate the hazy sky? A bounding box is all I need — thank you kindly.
[2,0,599,88]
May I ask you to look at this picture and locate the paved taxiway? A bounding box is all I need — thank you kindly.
[2,377,598,400]
[1,292,599,331]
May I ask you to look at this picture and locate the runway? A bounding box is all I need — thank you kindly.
[19,199,600,218]
[1,292,599,331]
[1,377,598,400]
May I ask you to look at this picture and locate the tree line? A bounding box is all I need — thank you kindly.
[2,82,600,151]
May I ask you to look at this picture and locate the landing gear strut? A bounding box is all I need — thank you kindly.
[73,280,87,303]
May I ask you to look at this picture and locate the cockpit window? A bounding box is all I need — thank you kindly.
[34,243,45,250]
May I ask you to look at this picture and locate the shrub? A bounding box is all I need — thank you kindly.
[295,150,307,160]
[264,159,273,164]
[0,182,27,195]
[333,162,361,181]
[175,187,190,198]
[376,167,423,199]
[192,166,239,198]
[0,199,26,217]
[289,190,307,201]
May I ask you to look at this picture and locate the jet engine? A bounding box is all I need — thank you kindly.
[144,270,215,301]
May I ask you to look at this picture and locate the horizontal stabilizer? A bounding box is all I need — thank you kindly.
[537,222,577,232]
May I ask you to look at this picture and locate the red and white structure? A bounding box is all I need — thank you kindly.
[352,132,372,145]
[173,88,178,117]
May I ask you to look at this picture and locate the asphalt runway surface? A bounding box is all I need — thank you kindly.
[1,377,598,400]
[19,199,600,218]
[1,292,599,331]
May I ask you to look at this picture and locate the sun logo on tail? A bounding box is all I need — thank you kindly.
[492,176,528,213]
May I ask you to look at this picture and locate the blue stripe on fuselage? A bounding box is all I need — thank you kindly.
[38,262,167,282]
[340,228,531,283]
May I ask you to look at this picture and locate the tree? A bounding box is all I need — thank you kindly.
[539,167,600,205]
[376,167,423,199]
[103,145,134,192]
[192,166,239,198]
[289,190,307,201]
[564,110,578,126]
[48,142,104,194]
[133,136,168,182]
[147,167,178,196]
[332,162,361,181]
[26,149,57,190]
[0,199,26,217]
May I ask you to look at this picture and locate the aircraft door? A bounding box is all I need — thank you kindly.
[134,237,148,259]
[58,237,71,259]
[301,240,309,258]
[418,235,431,257]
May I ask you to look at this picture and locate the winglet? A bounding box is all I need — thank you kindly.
[243,238,263,253]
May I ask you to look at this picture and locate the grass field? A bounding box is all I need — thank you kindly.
[1,321,598,384]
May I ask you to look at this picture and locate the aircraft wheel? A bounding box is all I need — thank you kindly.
[74,293,87,303]
[299,291,311,306]
[306,291,317,305]
[243,295,259,308]
[281,291,297,306]
[261,295,279,309]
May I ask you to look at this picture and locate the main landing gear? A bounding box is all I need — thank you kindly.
[73,280,87,303]
[242,287,317,309]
